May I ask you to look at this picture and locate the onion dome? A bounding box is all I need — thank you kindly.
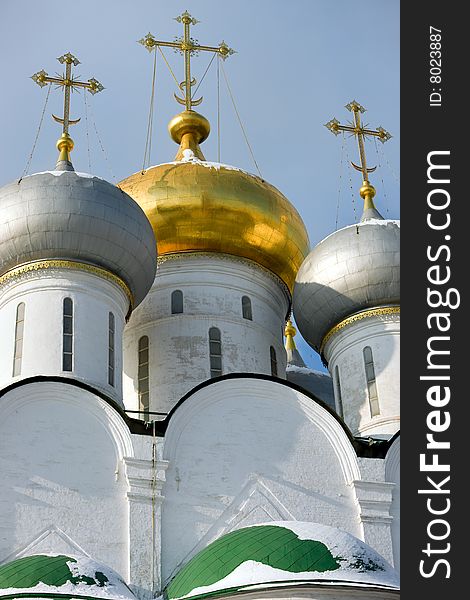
[0,553,136,600]
[293,215,400,353]
[165,521,399,600]
[0,170,156,307]
[297,100,400,353]
[118,110,309,293]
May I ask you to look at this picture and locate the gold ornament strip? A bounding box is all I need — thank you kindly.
[0,260,134,308]
[320,305,400,353]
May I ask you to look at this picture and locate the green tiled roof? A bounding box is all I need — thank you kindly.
[166,525,339,600]
[0,555,109,590]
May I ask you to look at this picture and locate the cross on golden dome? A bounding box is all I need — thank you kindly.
[325,100,392,213]
[31,52,104,167]
[139,10,234,111]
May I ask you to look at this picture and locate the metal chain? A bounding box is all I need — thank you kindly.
[220,61,262,178]
[217,55,221,163]
[83,89,92,173]
[142,50,157,172]
[191,51,216,99]
[335,132,346,230]
[157,46,180,91]
[374,137,389,216]
[344,138,358,224]
[20,83,52,181]
[87,96,116,181]
[378,138,400,183]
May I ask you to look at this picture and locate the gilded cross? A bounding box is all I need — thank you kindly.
[325,100,391,183]
[32,52,104,135]
[31,52,104,165]
[139,10,234,111]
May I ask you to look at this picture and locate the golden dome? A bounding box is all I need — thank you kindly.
[118,111,310,293]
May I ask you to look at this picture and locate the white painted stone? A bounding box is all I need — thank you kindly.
[385,435,400,571]
[160,376,370,585]
[0,382,132,576]
[324,312,400,437]
[0,267,129,404]
[123,254,290,415]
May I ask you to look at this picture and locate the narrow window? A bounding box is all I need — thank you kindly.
[209,327,222,378]
[241,296,252,320]
[138,336,150,420]
[62,297,73,372]
[171,290,183,314]
[363,346,380,417]
[270,346,278,377]
[108,312,115,387]
[334,365,344,418]
[12,302,25,376]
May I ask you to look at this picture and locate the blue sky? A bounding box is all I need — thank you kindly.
[0,0,399,371]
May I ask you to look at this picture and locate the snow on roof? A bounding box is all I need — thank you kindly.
[23,170,104,180]
[0,554,136,600]
[165,521,399,600]
[318,218,400,246]
[149,149,264,180]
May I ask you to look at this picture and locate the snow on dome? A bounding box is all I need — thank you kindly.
[118,159,310,293]
[0,170,156,307]
[25,170,105,180]
[0,553,136,600]
[165,521,399,600]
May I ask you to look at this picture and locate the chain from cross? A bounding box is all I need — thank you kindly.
[31,52,104,136]
[139,10,234,111]
[325,100,392,183]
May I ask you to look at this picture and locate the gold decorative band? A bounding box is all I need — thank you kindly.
[320,305,400,353]
[0,260,134,308]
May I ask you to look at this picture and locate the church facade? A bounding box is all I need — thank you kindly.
[0,13,400,600]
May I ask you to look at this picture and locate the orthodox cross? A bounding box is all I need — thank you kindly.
[325,100,391,183]
[139,10,234,111]
[31,52,104,165]
[32,52,104,136]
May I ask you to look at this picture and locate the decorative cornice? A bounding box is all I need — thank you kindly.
[351,479,395,526]
[123,456,169,503]
[320,305,400,353]
[0,260,134,308]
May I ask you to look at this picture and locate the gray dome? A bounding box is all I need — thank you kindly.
[0,170,156,306]
[293,219,400,351]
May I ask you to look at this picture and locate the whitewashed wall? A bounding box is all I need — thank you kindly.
[385,435,400,571]
[123,254,290,415]
[159,376,382,585]
[0,382,132,576]
[324,312,400,437]
[0,268,129,404]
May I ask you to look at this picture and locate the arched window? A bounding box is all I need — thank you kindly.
[138,336,150,421]
[270,346,278,377]
[334,365,344,418]
[209,327,222,378]
[62,297,73,372]
[241,296,252,320]
[363,346,380,417]
[12,302,25,376]
[171,290,183,314]
[108,312,115,387]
